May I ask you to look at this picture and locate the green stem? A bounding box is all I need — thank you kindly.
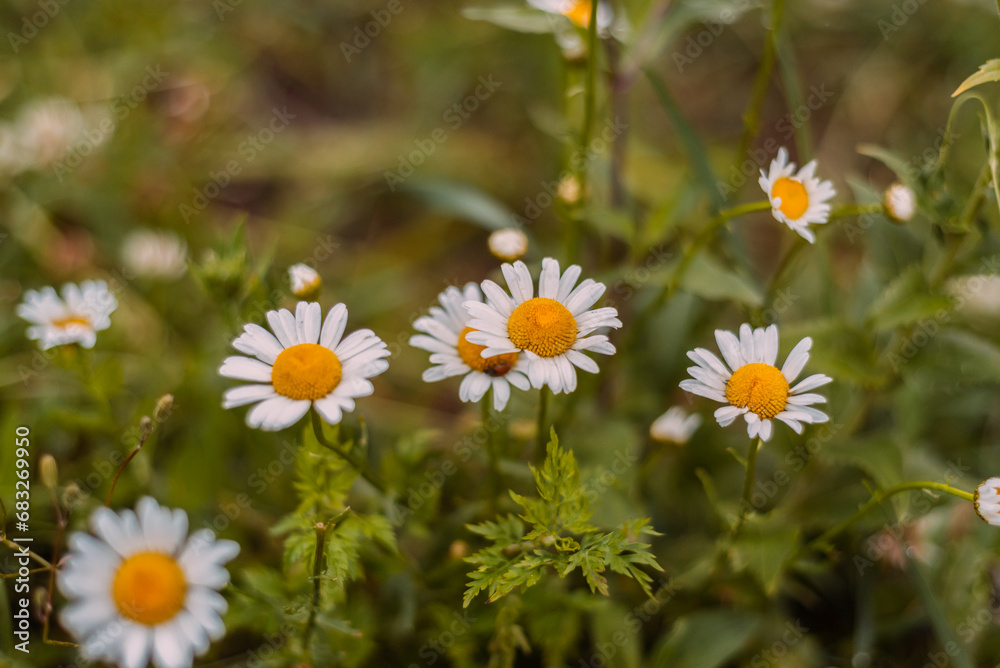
[735,0,784,164]
[534,387,550,463]
[828,203,883,221]
[303,521,329,650]
[105,432,150,507]
[311,412,387,493]
[806,481,973,554]
[738,438,763,527]
[483,390,502,511]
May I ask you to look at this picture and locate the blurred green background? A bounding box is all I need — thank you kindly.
[4,0,1000,666]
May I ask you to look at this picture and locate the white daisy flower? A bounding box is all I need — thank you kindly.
[219,302,389,431]
[974,477,1000,526]
[410,282,530,411]
[464,258,621,395]
[122,229,188,280]
[758,147,836,243]
[884,182,916,222]
[16,280,118,350]
[487,228,529,263]
[288,263,322,299]
[58,497,239,668]
[679,324,832,442]
[650,407,702,444]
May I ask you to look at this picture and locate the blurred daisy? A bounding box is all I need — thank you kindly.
[884,182,916,222]
[220,302,389,431]
[650,407,702,444]
[488,228,529,262]
[465,258,620,394]
[680,324,832,441]
[17,97,87,167]
[758,147,835,243]
[974,477,1000,526]
[288,263,322,299]
[410,282,529,411]
[122,229,188,280]
[16,280,117,350]
[58,497,239,668]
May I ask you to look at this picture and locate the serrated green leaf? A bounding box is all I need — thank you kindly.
[652,610,759,668]
[952,59,1000,97]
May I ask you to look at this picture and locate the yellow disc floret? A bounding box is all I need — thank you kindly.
[271,343,342,400]
[52,315,92,329]
[507,298,577,358]
[771,177,810,220]
[563,0,592,27]
[112,552,186,626]
[725,363,789,419]
[456,326,518,376]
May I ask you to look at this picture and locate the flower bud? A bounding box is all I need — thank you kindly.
[39,454,58,489]
[288,263,322,300]
[153,394,174,422]
[487,228,529,262]
[884,183,916,222]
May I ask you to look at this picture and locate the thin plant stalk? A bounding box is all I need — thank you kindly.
[534,387,550,463]
[738,438,763,528]
[311,411,387,493]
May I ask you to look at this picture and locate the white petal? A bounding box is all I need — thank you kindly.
[688,348,731,379]
[791,373,832,393]
[714,405,743,426]
[775,413,804,434]
[758,419,773,442]
[781,337,812,382]
[679,379,726,403]
[222,384,277,409]
[556,264,582,302]
[491,377,511,410]
[297,302,322,344]
[219,356,272,382]
[539,257,561,299]
[715,330,744,372]
[503,261,534,304]
[739,324,756,365]
[320,303,349,348]
[787,393,827,405]
[313,396,344,424]
[564,280,605,315]
[565,349,599,374]
[246,397,310,431]
[267,309,296,348]
[233,324,284,365]
[153,622,191,668]
[121,624,153,668]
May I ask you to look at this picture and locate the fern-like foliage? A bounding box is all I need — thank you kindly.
[463,429,662,607]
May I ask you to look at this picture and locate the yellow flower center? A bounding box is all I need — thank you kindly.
[725,363,789,420]
[563,0,592,27]
[456,326,518,376]
[771,177,810,220]
[112,552,186,626]
[270,343,342,400]
[52,315,91,329]
[507,298,577,358]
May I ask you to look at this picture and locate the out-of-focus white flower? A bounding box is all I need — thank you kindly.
[884,183,916,222]
[288,263,322,299]
[58,498,239,668]
[122,230,188,280]
[17,97,87,167]
[947,274,1000,320]
[17,280,118,350]
[488,229,529,262]
[650,407,702,444]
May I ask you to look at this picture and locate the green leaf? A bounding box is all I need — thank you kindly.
[857,144,919,186]
[826,437,904,490]
[729,515,801,595]
[865,266,953,333]
[681,252,764,306]
[461,5,559,34]
[925,328,1000,383]
[652,610,759,668]
[952,59,1000,97]
[399,178,526,231]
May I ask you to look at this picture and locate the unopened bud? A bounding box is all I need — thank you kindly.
[488,228,529,262]
[153,394,174,422]
[289,263,322,300]
[39,454,58,489]
[139,416,154,440]
[884,183,916,222]
[448,539,469,560]
[61,482,84,508]
[557,175,581,205]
